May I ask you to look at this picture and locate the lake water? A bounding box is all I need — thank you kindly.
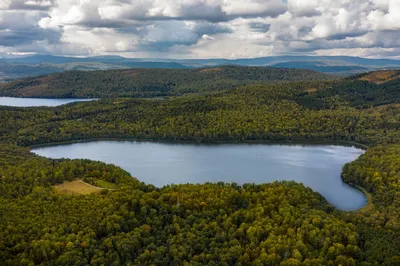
[0,97,95,107]
[32,141,366,211]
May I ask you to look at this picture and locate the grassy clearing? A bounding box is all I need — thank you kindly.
[55,180,103,195]
[359,70,400,84]
[354,186,374,213]
[305,88,318,94]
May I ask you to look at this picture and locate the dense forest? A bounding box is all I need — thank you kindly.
[0,66,334,98]
[3,82,398,147]
[1,70,400,265]
[300,80,400,109]
[2,67,400,110]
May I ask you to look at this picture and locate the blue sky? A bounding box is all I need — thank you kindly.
[1,0,400,59]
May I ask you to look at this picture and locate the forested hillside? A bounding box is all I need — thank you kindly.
[3,67,400,111]
[0,66,334,98]
[349,70,400,83]
[343,145,400,227]
[0,62,65,82]
[296,78,400,109]
[1,77,400,265]
[3,82,397,147]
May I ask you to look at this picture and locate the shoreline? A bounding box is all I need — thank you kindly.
[29,137,370,150]
[350,185,374,213]
[30,137,370,212]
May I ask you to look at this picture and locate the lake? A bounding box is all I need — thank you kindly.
[0,97,95,107]
[32,141,366,211]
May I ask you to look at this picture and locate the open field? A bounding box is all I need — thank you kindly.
[55,180,103,195]
[358,70,400,84]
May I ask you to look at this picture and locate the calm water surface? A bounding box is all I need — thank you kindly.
[33,141,366,211]
[0,97,95,107]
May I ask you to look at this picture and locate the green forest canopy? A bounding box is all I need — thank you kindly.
[0,66,334,98]
[1,71,400,265]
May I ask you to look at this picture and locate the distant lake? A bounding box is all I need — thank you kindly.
[33,141,366,211]
[0,97,96,107]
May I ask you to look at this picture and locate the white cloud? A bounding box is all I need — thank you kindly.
[0,0,11,9]
[288,0,319,17]
[1,0,400,58]
[25,0,53,7]
[222,0,286,18]
[368,0,400,31]
[0,0,55,10]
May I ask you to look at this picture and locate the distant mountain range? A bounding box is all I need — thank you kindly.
[1,55,400,81]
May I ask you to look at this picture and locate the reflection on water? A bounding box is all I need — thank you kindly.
[33,141,366,211]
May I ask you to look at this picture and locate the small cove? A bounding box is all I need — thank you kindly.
[32,141,367,211]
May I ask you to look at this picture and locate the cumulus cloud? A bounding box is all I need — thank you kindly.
[0,0,55,10]
[0,10,61,47]
[1,0,400,58]
[287,0,320,17]
[137,21,232,51]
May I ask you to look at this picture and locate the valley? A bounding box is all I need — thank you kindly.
[1,68,400,265]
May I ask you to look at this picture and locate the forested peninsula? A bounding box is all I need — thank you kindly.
[1,69,400,265]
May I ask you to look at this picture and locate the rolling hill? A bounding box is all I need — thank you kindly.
[0,66,334,98]
[271,61,369,75]
[0,59,188,82]
[295,70,400,109]
[2,55,400,81]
